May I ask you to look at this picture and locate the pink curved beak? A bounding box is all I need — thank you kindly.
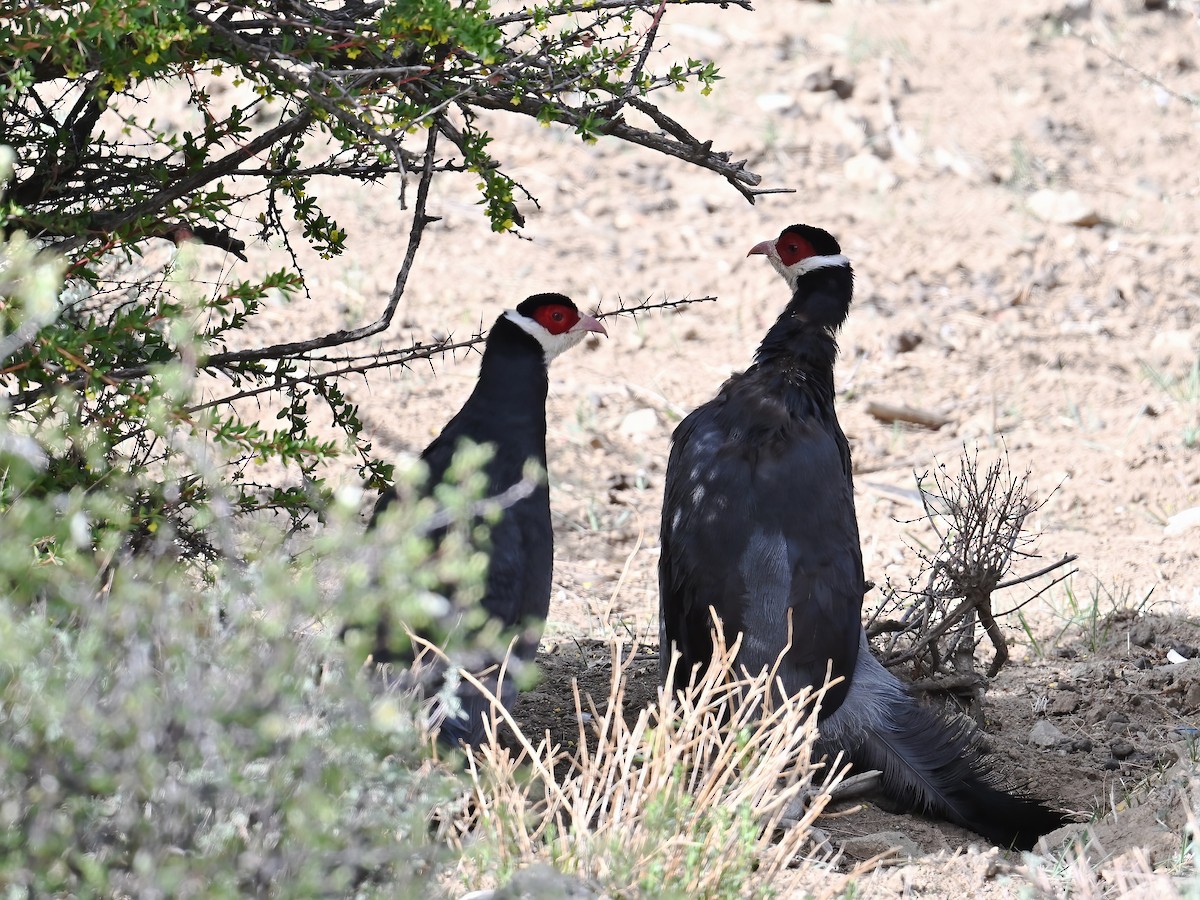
[747,238,775,258]
[571,312,608,337]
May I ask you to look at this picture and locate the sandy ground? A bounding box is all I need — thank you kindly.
[224,0,1200,893]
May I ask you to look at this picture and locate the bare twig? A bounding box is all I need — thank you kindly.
[94,294,712,442]
[865,401,952,431]
[487,0,753,27]
[148,224,249,261]
[625,1,670,101]
[1070,29,1200,108]
[473,90,768,201]
[994,553,1078,591]
[5,128,443,411]
[906,672,985,695]
[878,56,921,168]
[870,447,1068,699]
[48,110,315,255]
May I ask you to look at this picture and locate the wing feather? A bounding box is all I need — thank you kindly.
[659,377,864,715]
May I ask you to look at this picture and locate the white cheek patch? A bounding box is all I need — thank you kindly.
[768,256,794,289]
[504,309,588,361]
[794,253,850,274]
[773,254,850,291]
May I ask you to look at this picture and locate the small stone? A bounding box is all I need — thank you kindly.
[1029,719,1068,747]
[1129,621,1155,647]
[840,831,922,862]
[1150,329,1200,367]
[828,104,871,146]
[756,92,795,113]
[888,330,923,354]
[1026,189,1104,227]
[612,211,635,231]
[934,146,982,181]
[1054,0,1092,23]
[844,153,898,192]
[1111,740,1136,760]
[800,63,835,92]
[1048,692,1079,715]
[494,863,599,899]
[1184,684,1200,711]
[605,472,634,493]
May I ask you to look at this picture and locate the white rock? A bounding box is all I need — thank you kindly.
[1165,507,1200,537]
[756,92,795,113]
[844,153,898,192]
[827,103,870,146]
[1149,329,1198,366]
[1026,189,1103,226]
[619,407,659,440]
[1029,719,1067,748]
[934,145,982,181]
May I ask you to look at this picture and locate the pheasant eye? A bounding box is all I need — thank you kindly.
[532,303,579,334]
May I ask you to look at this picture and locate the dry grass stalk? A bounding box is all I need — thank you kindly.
[450,626,847,897]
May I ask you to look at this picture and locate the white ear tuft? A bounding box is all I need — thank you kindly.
[504,309,589,361]
[775,253,850,291]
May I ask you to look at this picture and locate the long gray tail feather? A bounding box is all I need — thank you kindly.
[431,667,518,749]
[384,650,522,751]
[818,636,1067,850]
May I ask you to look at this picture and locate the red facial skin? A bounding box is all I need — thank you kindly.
[530,304,607,337]
[531,303,580,335]
[774,231,816,266]
[747,229,816,264]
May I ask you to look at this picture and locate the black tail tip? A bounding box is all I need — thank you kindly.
[986,799,1072,852]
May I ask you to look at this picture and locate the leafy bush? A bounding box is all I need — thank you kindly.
[0,218,471,893]
[0,477,470,895]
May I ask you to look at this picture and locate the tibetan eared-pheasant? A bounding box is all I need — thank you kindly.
[658,225,1065,849]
